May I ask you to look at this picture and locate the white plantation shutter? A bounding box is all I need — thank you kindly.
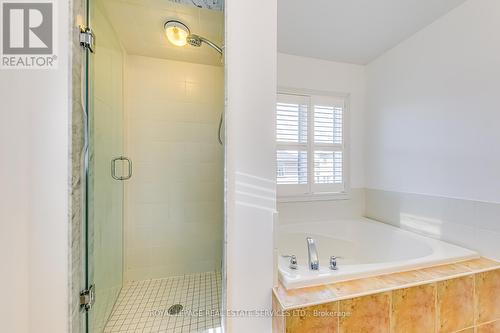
[314,151,343,184]
[276,97,307,143]
[276,94,309,195]
[311,95,345,193]
[314,105,343,145]
[276,150,307,185]
[277,92,347,197]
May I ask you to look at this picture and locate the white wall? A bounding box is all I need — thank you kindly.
[225,0,277,331]
[0,66,30,333]
[278,189,365,224]
[0,1,70,332]
[365,0,500,257]
[277,53,366,223]
[124,55,224,281]
[366,0,500,203]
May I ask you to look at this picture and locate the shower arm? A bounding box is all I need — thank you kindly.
[188,34,223,55]
[198,36,223,55]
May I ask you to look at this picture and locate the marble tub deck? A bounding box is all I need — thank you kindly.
[273,257,500,333]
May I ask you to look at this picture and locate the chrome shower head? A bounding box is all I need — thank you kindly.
[187,34,223,55]
[164,20,223,55]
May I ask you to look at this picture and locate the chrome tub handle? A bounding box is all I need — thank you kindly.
[281,254,298,270]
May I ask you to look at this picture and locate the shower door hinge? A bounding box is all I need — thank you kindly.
[80,284,95,311]
[79,27,95,53]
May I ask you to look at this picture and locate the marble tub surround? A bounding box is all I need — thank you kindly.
[273,259,500,332]
[286,302,340,332]
[477,320,500,333]
[437,275,474,332]
[339,293,390,333]
[475,269,500,324]
[274,257,499,310]
[391,284,435,332]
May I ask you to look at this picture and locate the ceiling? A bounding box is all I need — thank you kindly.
[102,0,467,66]
[167,0,223,11]
[278,0,467,65]
[102,0,224,66]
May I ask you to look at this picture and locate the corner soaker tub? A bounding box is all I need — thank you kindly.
[278,218,478,289]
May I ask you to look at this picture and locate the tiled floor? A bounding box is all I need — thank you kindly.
[104,271,222,333]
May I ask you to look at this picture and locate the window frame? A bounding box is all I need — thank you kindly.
[276,87,351,202]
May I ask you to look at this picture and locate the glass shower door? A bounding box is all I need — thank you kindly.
[83,0,125,331]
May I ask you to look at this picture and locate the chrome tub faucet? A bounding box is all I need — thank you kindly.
[306,237,319,270]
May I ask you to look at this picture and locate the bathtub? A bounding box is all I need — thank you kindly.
[278,218,478,289]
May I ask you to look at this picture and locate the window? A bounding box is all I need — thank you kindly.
[276,91,348,199]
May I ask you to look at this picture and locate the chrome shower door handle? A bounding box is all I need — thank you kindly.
[111,156,132,180]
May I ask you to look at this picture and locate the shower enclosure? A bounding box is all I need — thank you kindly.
[80,0,225,332]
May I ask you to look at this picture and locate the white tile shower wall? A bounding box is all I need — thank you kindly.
[124,55,224,281]
[365,189,500,260]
